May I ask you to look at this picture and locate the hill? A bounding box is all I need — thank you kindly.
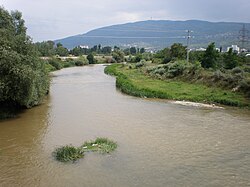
[55,20,250,50]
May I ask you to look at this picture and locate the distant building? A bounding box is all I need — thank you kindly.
[227,45,240,53]
[241,48,248,53]
[79,45,89,49]
[216,48,220,52]
[195,47,206,51]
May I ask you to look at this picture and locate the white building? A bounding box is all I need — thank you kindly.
[79,45,89,49]
[227,45,240,53]
[195,47,206,51]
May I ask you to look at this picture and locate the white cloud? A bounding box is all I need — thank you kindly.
[1,0,249,41]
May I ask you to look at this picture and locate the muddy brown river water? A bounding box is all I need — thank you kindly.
[0,65,250,187]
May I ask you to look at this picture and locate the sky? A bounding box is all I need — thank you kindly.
[1,0,250,42]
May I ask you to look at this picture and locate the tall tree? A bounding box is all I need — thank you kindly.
[55,44,68,56]
[223,48,238,69]
[0,7,49,109]
[201,42,219,68]
[130,47,137,55]
[170,43,186,59]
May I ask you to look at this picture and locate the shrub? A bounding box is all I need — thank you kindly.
[162,57,171,64]
[62,60,75,68]
[75,60,84,66]
[239,79,250,96]
[135,60,145,68]
[152,67,166,76]
[87,54,96,64]
[167,60,186,77]
[232,67,244,74]
[112,50,125,63]
[213,70,225,80]
[243,65,250,73]
[105,57,116,63]
[48,58,62,70]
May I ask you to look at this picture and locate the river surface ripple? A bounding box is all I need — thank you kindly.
[0,65,250,187]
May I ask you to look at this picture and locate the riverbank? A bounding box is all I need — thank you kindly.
[105,64,250,108]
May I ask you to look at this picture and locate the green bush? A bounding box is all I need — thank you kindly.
[62,60,75,68]
[74,60,84,66]
[232,67,244,74]
[239,79,250,97]
[162,57,172,64]
[167,60,186,77]
[87,54,96,64]
[48,58,62,70]
[135,60,145,68]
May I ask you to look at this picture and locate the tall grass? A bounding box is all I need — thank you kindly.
[81,137,117,153]
[53,145,84,162]
[105,64,250,107]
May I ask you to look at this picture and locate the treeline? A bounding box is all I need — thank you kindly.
[134,43,250,98]
[34,41,146,57]
[153,43,250,69]
[0,7,50,118]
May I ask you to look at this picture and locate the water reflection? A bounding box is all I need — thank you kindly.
[0,97,51,186]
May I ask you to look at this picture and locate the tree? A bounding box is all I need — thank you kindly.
[112,50,124,63]
[70,46,82,56]
[170,43,186,60]
[34,41,55,56]
[56,42,63,48]
[98,44,101,53]
[201,42,219,68]
[87,54,96,64]
[130,47,137,55]
[0,7,50,109]
[102,46,112,54]
[55,44,68,56]
[140,48,145,54]
[91,45,98,52]
[114,46,120,51]
[223,48,238,69]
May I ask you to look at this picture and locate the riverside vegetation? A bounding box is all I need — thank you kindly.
[105,43,250,108]
[1,7,250,120]
[0,7,50,119]
[54,138,117,163]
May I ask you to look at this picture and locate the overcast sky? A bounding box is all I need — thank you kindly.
[1,0,250,42]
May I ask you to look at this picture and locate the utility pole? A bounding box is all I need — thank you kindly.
[239,24,249,52]
[186,30,193,62]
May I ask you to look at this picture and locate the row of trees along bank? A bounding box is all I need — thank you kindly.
[0,7,50,119]
[34,41,146,57]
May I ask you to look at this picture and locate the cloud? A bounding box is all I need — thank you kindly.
[1,0,249,41]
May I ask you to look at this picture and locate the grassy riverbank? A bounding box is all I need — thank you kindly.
[105,64,250,107]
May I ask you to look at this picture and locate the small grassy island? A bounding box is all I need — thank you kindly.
[53,137,117,163]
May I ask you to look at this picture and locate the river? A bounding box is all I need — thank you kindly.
[0,65,250,187]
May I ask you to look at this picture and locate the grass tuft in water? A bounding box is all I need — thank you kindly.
[53,145,84,162]
[53,138,117,163]
[82,137,118,154]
